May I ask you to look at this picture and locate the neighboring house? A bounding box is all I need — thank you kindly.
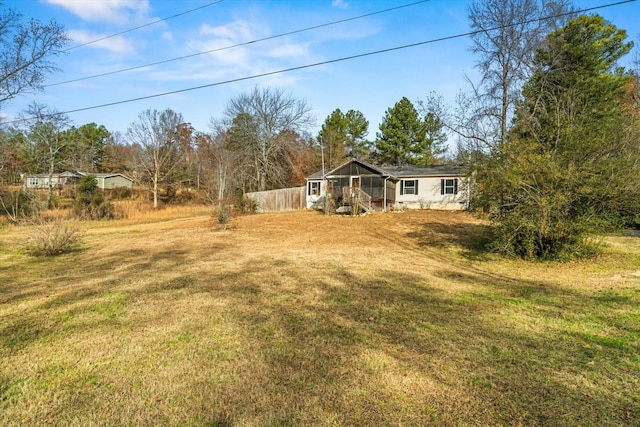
[93,173,134,190]
[23,171,134,190]
[306,159,468,212]
[22,171,83,190]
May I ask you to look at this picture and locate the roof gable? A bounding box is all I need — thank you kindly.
[308,158,395,180]
[94,173,134,181]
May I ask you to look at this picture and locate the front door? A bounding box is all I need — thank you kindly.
[350,176,360,193]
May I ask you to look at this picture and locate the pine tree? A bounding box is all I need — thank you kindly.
[375,97,430,166]
[480,15,638,259]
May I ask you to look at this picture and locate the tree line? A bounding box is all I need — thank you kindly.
[0,89,447,204]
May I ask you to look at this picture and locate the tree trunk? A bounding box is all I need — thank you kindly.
[153,171,159,209]
[47,155,55,209]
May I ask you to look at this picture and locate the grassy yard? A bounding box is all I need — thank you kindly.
[1,208,639,426]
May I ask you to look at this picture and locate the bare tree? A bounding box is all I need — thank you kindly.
[460,0,576,149]
[127,109,186,209]
[0,3,69,107]
[216,87,315,192]
[24,102,71,209]
[197,129,242,203]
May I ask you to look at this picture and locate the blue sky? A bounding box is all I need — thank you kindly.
[2,0,639,143]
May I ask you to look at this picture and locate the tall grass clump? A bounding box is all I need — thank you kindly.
[25,219,82,256]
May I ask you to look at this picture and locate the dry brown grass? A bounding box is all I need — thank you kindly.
[1,208,639,426]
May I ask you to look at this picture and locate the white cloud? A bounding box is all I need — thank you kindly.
[161,31,174,43]
[198,21,253,42]
[68,29,135,54]
[44,0,151,24]
[268,42,309,59]
[332,0,349,10]
[189,21,257,70]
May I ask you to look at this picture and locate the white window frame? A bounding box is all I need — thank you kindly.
[442,178,458,195]
[29,177,39,186]
[308,181,321,196]
[401,179,418,195]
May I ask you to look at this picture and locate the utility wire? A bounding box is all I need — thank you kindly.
[63,0,224,52]
[9,0,635,125]
[46,0,430,87]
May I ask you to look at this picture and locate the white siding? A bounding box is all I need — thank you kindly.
[395,176,468,210]
[305,179,326,209]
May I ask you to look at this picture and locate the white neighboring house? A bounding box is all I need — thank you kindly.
[23,171,134,191]
[306,159,469,212]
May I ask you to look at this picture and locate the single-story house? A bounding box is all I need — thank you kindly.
[306,159,468,212]
[23,171,134,190]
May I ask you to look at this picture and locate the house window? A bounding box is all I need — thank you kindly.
[29,177,39,186]
[441,178,458,195]
[308,181,321,196]
[401,179,418,195]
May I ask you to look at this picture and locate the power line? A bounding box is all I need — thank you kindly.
[63,0,224,52]
[8,0,636,125]
[46,0,431,87]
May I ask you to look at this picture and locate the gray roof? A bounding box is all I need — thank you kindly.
[93,173,134,181]
[307,170,324,180]
[307,160,466,180]
[383,164,466,177]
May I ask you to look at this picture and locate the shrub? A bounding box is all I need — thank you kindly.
[108,186,133,200]
[322,193,334,215]
[26,219,82,256]
[217,203,231,229]
[489,202,600,261]
[237,195,258,214]
[74,175,118,220]
[159,185,177,204]
[0,189,41,223]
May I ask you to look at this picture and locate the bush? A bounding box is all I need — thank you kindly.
[489,202,599,261]
[26,219,82,256]
[173,188,205,205]
[322,193,335,215]
[74,175,118,220]
[217,203,231,229]
[237,195,258,214]
[108,186,133,200]
[0,189,41,223]
[159,185,177,204]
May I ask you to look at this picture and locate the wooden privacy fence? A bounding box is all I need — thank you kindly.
[245,186,306,212]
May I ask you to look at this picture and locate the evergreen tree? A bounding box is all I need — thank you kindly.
[478,15,638,259]
[318,109,348,169]
[318,108,370,167]
[344,109,369,158]
[62,123,111,173]
[74,174,103,218]
[376,97,440,166]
